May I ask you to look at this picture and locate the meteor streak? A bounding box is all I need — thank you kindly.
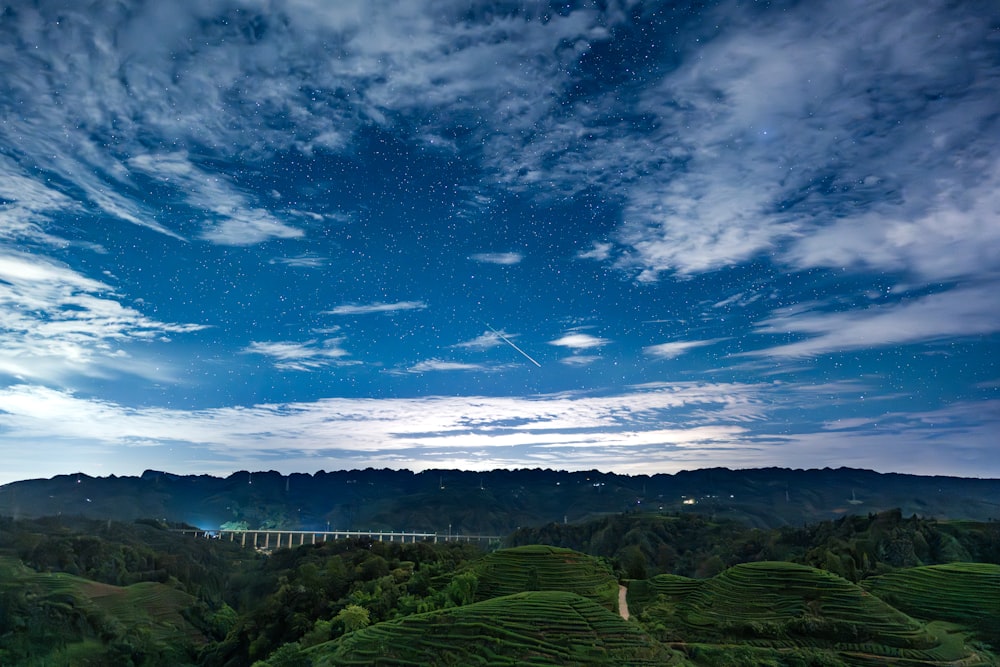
[485,324,541,367]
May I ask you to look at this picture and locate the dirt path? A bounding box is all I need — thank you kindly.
[618,584,630,620]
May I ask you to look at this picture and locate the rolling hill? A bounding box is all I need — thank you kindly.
[310,591,677,666]
[629,561,993,666]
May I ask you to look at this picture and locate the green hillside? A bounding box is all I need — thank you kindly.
[0,555,209,665]
[632,561,989,666]
[468,545,619,611]
[862,563,1000,641]
[311,591,678,666]
[2,513,999,666]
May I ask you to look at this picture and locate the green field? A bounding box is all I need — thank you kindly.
[311,590,678,666]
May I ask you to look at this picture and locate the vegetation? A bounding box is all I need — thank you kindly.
[861,563,1000,644]
[1,506,998,665]
[468,545,619,610]
[0,554,217,665]
[509,509,1000,580]
[628,561,997,666]
[310,591,677,666]
[3,466,999,535]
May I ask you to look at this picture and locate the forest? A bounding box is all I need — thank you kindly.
[1,509,998,665]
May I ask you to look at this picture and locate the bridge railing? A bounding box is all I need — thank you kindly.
[170,528,502,550]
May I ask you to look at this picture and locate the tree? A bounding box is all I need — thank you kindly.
[335,605,371,633]
[253,642,309,667]
[444,572,479,607]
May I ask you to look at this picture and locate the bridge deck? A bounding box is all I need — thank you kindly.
[171,528,501,549]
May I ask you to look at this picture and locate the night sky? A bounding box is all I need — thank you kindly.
[1,0,998,485]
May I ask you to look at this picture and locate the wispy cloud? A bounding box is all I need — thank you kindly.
[4,381,993,484]
[0,381,766,483]
[756,400,1000,478]
[326,301,428,316]
[0,161,80,246]
[713,293,761,309]
[468,1,1000,283]
[129,153,303,246]
[270,254,327,269]
[645,338,724,360]
[560,355,600,366]
[243,339,352,371]
[0,1,613,249]
[784,162,1000,284]
[3,1,996,279]
[469,252,523,265]
[0,251,206,383]
[408,360,485,373]
[453,331,504,350]
[0,157,180,242]
[577,242,613,262]
[743,284,1000,358]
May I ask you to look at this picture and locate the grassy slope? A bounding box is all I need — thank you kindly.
[311,591,679,666]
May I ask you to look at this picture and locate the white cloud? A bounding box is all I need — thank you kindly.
[243,339,352,371]
[469,252,523,265]
[743,284,1000,358]
[0,251,206,383]
[645,339,723,359]
[408,360,484,373]
[549,333,610,350]
[755,400,1000,478]
[0,156,182,244]
[199,212,304,246]
[327,301,428,315]
[0,381,767,483]
[2,1,995,278]
[577,242,612,262]
[784,161,1000,283]
[128,153,303,246]
[0,0,616,250]
[1,381,995,484]
[560,355,599,366]
[0,162,79,245]
[466,1,1000,281]
[453,331,504,350]
[270,254,327,269]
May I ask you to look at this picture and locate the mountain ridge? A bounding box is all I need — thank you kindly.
[2,466,998,533]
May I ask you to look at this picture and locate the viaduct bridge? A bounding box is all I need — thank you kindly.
[173,528,502,550]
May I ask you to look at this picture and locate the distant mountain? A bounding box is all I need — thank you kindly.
[1,467,998,534]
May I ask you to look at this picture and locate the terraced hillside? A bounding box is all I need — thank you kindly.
[470,545,620,611]
[0,555,207,665]
[862,563,1000,641]
[632,562,986,665]
[626,573,702,616]
[311,591,678,666]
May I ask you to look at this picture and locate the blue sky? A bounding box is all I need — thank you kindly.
[0,0,998,485]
